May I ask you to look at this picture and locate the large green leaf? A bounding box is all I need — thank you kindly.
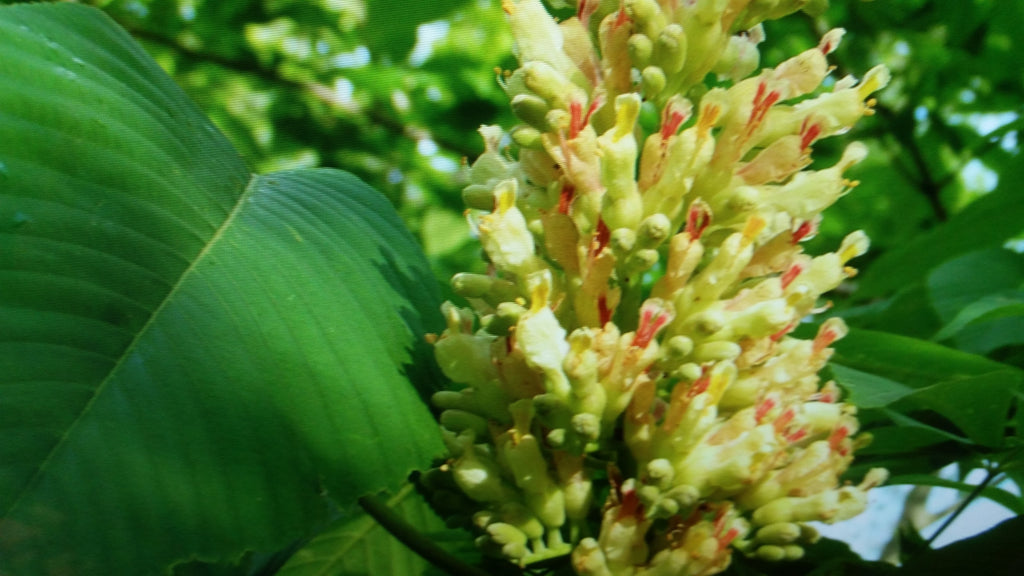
[830,364,916,409]
[831,328,1020,389]
[927,249,1024,325]
[0,4,442,575]
[854,159,1024,299]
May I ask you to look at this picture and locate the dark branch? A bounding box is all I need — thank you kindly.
[115,20,481,160]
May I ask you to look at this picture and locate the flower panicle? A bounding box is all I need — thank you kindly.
[428,0,889,573]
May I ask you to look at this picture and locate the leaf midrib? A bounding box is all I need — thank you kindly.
[0,172,258,521]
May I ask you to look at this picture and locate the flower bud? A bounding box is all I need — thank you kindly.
[485,301,526,335]
[637,213,672,249]
[641,65,667,98]
[624,248,660,276]
[434,332,498,387]
[755,544,786,561]
[511,93,551,130]
[572,412,602,442]
[511,125,544,148]
[599,94,643,231]
[610,227,636,255]
[556,452,593,521]
[713,27,762,82]
[754,522,802,545]
[506,0,577,78]
[571,538,614,576]
[498,501,545,541]
[628,33,654,68]
[694,341,742,362]
[452,273,521,306]
[652,24,687,75]
[441,409,491,438]
[524,60,581,110]
[451,434,519,504]
[625,0,667,36]
[486,521,529,558]
[463,184,499,210]
[657,335,694,371]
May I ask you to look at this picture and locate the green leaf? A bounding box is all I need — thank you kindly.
[855,424,962,454]
[933,295,1024,343]
[831,328,1021,389]
[830,364,917,408]
[0,4,442,575]
[879,409,972,446]
[278,484,479,576]
[899,515,1024,576]
[886,474,1024,515]
[855,159,1024,299]
[896,372,1022,447]
[363,0,466,60]
[927,249,1024,325]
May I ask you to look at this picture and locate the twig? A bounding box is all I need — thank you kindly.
[359,489,493,576]
[104,15,481,159]
[924,467,997,546]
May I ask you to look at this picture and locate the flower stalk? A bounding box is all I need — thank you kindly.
[427,1,889,573]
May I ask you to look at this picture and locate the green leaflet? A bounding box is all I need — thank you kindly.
[277,484,481,576]
[0,4,442,575]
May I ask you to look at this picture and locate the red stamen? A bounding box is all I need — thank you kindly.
[632,301,674,348]
[770,322,796,342]
[773,408,795,434]
[781,263,804,290]
[594,218,611,254]
[747,82,780,136]
[570,100,584,140]
[558,182,575,214]
[687,366,712,400]
[713,504,729,531]
[813,326,839,355]
[752,81,766,109]
[576,0,594,23]
[660,103,689,142]
[800,119,823,151]
[755,397,777,423]
[614,2,630,28]
[617,486,645,522]
[785,428,808,443]
[718,528,740,551]
[598,295,613,325]
[791,219,817,244]
[828,425,850,453]
[686,201,712,239]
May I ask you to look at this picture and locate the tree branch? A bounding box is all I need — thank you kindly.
[115,20,481,160]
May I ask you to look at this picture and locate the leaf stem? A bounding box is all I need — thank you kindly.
[359,490,493,576]
[924,466,997,546]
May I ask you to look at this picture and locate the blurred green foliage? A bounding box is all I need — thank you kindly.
[8,0,1017,290]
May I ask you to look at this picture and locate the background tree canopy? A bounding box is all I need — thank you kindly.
[1,0,1022,574]
[14,0,1017,289]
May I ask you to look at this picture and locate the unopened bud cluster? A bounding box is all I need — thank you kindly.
[427,1,889,574]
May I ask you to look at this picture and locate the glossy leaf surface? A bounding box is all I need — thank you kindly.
[0,4,442,574]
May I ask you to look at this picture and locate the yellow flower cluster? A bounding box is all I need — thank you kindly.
[429,1,889,574]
